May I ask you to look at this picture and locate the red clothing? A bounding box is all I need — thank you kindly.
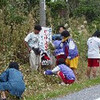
[88,58,100,67]
[56,55,66,65]
[44,56,50,60]
[58,71,75,84]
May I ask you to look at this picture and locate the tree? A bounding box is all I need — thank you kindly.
[74,0,100,22]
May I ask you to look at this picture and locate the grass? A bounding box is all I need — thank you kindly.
[8,23,98,100]
[1,18,100,100]
[25,77,100,100]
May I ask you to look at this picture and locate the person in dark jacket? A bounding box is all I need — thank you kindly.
[0,62,25,100]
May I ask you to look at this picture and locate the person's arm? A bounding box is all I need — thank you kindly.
[0,69,9,82]
[24,33,32,52]
[68,39,76,59]
[98,38,100,48]
[24,41,31,52]
[44,66,60,75]
[52,66,60,74]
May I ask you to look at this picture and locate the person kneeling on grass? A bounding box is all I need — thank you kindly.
[44,58,75,85]
[0,62,25,100]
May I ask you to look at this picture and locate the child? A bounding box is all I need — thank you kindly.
[53,37,66,65]
[44,58,75,85]
[87,31,100,78]
[61,31,79,75]
[0,62,25,100]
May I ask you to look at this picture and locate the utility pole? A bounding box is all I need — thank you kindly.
[66,0,69,19]
[40,0,46,27]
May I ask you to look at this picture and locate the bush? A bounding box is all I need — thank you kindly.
[74,0,100,22]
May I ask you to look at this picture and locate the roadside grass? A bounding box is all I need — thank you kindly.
[12,23,97,100]
[25,77,100,100]
[2,18,99,100]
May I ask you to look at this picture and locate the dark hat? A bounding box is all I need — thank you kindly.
[61,31,70,37]
[92,30,100,37]
[57,58,66,65]
[9,62,19,70]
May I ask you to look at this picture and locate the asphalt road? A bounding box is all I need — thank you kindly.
[51,84,100,100]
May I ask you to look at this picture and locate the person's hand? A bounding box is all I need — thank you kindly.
[44,70,53,75]
[28,48,32,53]
[60,43,63,48]
[67,56,71,59]
[44,71,46,75]
[62,39,65,43]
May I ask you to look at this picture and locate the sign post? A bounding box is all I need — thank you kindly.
[39,27,52,66]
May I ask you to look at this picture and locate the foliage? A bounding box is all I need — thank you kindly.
[26,77,100,100]
[0,0,36,65]
[0,0,100,100]
[74,0,100,22]
[46,0,68,28]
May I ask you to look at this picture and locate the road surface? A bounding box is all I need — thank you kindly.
[51,84,100,100]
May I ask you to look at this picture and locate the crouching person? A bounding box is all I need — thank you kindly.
[0,62,25,100]
[44,58,75,85]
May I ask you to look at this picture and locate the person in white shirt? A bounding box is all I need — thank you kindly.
[24,25,42,70]
[87,31,100,78]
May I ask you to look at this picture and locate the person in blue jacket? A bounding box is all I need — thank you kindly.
[44,58,75,85]
[52,25,66,41]
[53,37,66,65]
[52,34,62,41]
[0,62,25,100]
[61,31,79,75]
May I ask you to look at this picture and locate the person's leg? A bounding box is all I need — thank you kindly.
[57,71,65,83]
[29,50,34,69]
[29,50,37,70]
[70,57,79,76]
[0,91,6,100]
[57,71,74,85]
[0,82,11,100]
[87,67,92,79]
[37,55,41,71]
[87,58,93,79]
[71,68,77,76]
[92,67,97,78]
[91,59,100,78]
[57,71,68,85]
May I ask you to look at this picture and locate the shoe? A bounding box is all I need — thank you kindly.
[59,82,66,86]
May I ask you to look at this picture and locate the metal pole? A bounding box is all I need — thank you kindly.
[40,0,46,27]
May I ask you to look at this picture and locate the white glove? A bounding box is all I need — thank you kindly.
[67,56,71,59]
[44,71,46,75]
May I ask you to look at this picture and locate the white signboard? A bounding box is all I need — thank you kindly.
[39,27,52,51]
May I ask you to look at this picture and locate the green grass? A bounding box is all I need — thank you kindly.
[26,77,100,100]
